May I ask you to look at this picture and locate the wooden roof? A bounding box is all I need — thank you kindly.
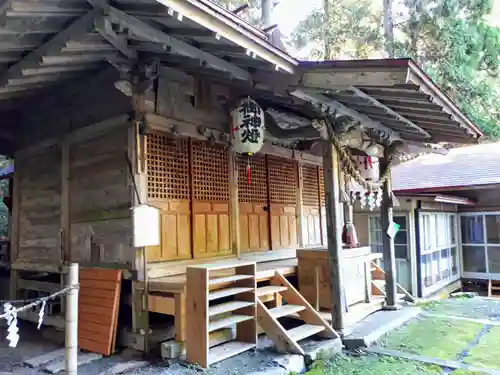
[0,0,483,153]
[256,59,484,144]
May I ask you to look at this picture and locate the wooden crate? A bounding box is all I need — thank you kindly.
[186,261,257,367]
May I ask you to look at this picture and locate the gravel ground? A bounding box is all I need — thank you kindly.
[0,322,285,375]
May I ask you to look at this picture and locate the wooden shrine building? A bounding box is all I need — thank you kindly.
[0,0,483,362]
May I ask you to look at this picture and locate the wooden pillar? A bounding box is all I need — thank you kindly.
[228,151,240,257]
[379,156,398,309]
[322,139,345,331]
[296,161,304,247]
[61,137,70,263]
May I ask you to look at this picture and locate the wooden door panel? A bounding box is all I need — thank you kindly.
[239,202,269,252]
[302,206,322,247]
[193,201,231,258]
[147,200,191,262]
[270,204,297,250]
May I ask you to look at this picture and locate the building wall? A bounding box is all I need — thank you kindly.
[13,119,135,270]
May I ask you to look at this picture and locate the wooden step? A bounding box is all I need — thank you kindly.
[208,315,254,332]
[208,341,256,365]
[208,301,255,317]
[287,324,325,342]
[256,285,288,297]
[208,287,253,301]
[491,286,500,291]
[269,304,306,319]
[208,274,254,286]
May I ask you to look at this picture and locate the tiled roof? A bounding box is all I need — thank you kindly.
[392,142,500,192]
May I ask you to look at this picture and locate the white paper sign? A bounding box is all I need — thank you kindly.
[386,221,400,239]
[133,204,160,247]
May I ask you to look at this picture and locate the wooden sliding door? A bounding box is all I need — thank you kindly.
[267,156,298,250]
[237,154,270,252]
[302,165,322,247]
[191,140,231,258]
[147,134,191,262]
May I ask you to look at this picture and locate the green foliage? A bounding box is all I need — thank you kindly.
[291,0,500,138]
[212,0,261,24]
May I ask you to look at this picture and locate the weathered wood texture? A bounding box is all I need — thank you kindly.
[17,145,62,264]
[70,126,134,266]
[268,156,298,250]
[238,154,269,253]
[301,164,322,247]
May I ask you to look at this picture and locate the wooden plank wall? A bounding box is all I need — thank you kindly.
[301,165,322,247]
[16,145,62,264]
[70,126,134,266]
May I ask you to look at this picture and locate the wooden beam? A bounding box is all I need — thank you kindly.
[349,86,430,139]
[152,0,297,73]
[228,151,240,257]
[94,16,137,59]
[0,9,101,86]
[379,155,397,309]
[322,134,345,331]
[86,0,251,81]
[292,89,402,142]
[61,137,70,262]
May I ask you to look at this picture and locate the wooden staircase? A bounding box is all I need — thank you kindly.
[256,272,339,355]
[488,280,500,298]
[371,261,415,303]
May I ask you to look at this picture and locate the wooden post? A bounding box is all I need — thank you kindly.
[9,165,20,300]
[61,138,70,263]
[379,156,398,309]
[296,161,304,247]
[228,151,240,257]
[65,263,79,375]
[322,139,345,331]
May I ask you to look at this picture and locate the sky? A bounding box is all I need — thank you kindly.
[273,0,321,36]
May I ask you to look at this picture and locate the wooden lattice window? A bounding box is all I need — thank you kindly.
[237,154,267,203]
[147,133,190,201]
[319,167,325,206]
[267,156,297,206]
[302,165,320,207]
[192,141,229,201]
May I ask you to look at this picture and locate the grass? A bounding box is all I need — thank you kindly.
[452,371,489,375]
[303,353,442,375]
[463,326,500,369]
[378,316,483,361]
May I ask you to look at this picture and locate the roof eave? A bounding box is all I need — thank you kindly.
[156,0,298,74]
[406,60,484,138]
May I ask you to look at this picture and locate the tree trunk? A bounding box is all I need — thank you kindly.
[323,0,332,59]
[383,0,394,57]
[261,0,272,28]
[409,0,424,63]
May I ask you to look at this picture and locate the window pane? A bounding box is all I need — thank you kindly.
[394,216,407,230]
[440,248,451,279]
[450,216,456,244]
[395,230,407,245]
[485,216,500,244]
[371,244,383,253]
[461,216,484,244]
[436,214,448,248]
[370,217,381,230]
[463,245,486,273]
[451,247,459,276]
[395,245,408,259]
[421,254,433,288]
[432,251,440,282]
[487,247,500,273]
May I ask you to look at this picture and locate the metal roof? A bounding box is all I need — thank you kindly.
[392,142,500,193]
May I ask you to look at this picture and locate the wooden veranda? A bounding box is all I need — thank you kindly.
[0,0,483,363]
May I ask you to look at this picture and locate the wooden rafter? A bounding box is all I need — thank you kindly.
[0,9,102,87]
[349,86,431,139]
[94,16,137,60]
[291,89,403,142]
[85,0,251,81]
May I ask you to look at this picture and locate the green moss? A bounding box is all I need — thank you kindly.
[452,370,489,375]
[304,353,442,375]
[379,316,483,361]
[464,326,500,369]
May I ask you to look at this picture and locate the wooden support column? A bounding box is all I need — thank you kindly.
[61,137,70,263]
[322,139,345,332]
[228,151,240,257]
[296,162,304,247]
[379,156,398,309]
